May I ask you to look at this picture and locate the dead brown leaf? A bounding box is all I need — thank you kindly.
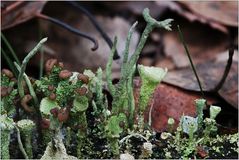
[154,57,175,71]
[163,23,229,68]
[178,1,238,27]
[163,52,238,109]
[133,78,217,132]
[147,83,216,132]
[156,1,229,33]
[1,1,47,30]
[103,1,167,18]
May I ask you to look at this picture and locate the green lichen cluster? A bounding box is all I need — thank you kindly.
[0,114,14,159]
[36,7,172,159]
[2,7,237,160]
[105,8,172,156]
[158,99,239,159]
[37,63,90,158]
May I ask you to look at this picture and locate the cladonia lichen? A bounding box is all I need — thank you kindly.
[17,119,35,159]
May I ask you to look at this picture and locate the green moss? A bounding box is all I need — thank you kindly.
[1,73,17,116]
[48,66,62,85]
[1,74,11,86]
[56,80,74,106]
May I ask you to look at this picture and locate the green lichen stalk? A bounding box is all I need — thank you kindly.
[138,65,167,130]
[65,127,71,150]
[91,68,109,138]
[1,129,11,159]
[204,105,221,138]
[17,119,35,159]
[42,129,52,147]
[105,113,127,157]
[17,37,48,98]
[72,95,89,158]
[0,115,14,159]
[195,99,206,130]
[138,65,167,113]
[210,105,221,120]
[76,113,87,158]
[167,118,175,133]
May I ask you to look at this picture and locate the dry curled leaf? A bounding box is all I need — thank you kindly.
[1,1,46,30]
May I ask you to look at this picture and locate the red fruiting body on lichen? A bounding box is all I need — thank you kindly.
[50,107,59,117]
[119,121,125,128]
[45,59,58,73]
[41,118,50,129]
[57,108,69,122]
[78,74,89,84]
[48,85,55,91]
[59,70,72,79]
[58,62,64,68]
[75,87,88,96]
[1,86,13,97]
[49,93,56,100]
[2,69,14,78]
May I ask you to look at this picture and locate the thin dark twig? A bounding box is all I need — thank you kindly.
[213,48,234,92]
[177,25,205,98]
[67,1,120,59]
[36,13,98,51]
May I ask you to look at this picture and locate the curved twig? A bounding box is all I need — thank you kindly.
[20,94,34,113]
[119,133,148,145]
[213,48,234,92]
[67,1,120,59]
[36,13,98,51]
